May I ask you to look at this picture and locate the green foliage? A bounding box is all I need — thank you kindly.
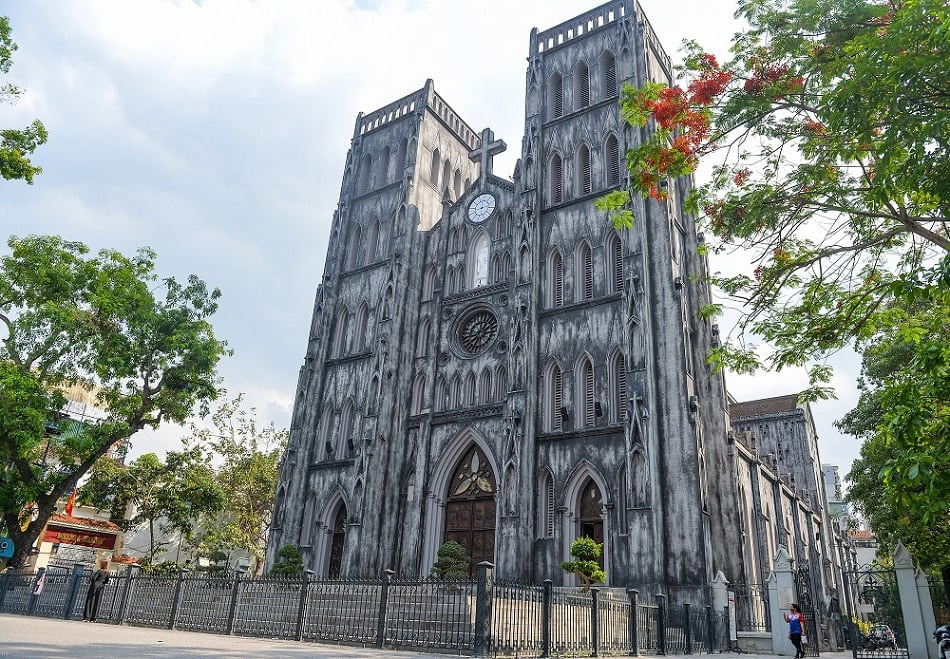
[0,235,228,567]
[841,265,950,571]
[430,541,472,580]
[268,544,304,577]
[1,17,47,183]
[560,536,607,590]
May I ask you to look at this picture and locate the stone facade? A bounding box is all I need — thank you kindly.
[268,0,843,607]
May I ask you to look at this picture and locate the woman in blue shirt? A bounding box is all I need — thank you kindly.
[785,603,806,657]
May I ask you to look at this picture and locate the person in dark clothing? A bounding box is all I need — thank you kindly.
[82,559,110,621]
[785,603,806,658]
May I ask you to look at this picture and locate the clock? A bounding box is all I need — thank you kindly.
[467,193,497,223]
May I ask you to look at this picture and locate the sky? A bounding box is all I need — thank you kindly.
[1,0,864,484]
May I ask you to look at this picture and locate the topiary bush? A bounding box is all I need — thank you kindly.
[430,541,472,580]
[560,536,606,591]
[268,544,304,577]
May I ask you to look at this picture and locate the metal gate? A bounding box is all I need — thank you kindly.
[847,564,908,659]
[795,562,820,657]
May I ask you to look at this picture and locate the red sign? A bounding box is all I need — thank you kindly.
[44,525,116,550]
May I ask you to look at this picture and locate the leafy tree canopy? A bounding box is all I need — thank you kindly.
[268,544,303,578]
[1,16,47,183]
[560,536,606,591]
[0,234,229,567]
[600,0,949,400]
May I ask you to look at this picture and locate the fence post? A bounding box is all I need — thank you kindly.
[169,569,186,630]
[0,569,11,610]
[591,587,601,657]
[473,561,494,658]
[656,593,667,656]
[375,569,394,649]
[541,579,553,658]
[225,570,244,635]
[63,563,85,619]
[627,588,640,657]
[705,605,715,653]
[683,602,692,654]
[295,571,313,642]
[117,564,138,625]
[28,567,45,616]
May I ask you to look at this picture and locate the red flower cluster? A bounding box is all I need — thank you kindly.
[734,168,751,186]
[804,117,826,135]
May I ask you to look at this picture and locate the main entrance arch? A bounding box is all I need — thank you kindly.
[443,444,496,570]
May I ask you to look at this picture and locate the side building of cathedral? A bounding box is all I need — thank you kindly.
[269,0,844,608]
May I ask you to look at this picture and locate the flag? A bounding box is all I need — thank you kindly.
[64,485,77,516]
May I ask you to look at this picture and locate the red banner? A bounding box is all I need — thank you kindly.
[44,525,117,550]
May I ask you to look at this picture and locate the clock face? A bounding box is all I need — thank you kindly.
[468,193,496,224]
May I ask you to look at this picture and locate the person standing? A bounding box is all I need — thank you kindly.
[785,603,806,658]
[82,559,110,622]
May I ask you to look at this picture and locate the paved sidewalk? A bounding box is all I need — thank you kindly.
[0,614,857,658]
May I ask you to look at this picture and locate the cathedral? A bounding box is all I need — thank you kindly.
[269,0,845,607]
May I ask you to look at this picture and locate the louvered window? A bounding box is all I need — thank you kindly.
[378,147,390,186]
[358,153,372,193]
[354,304,368,352]
[480,369,492,404]
[347,225,361,270]
[366,219,380,264]
[435,377,447,412]
[578,144,592,195]
[606,134,621,186]
[580,357,595,427]
[395,139,408,179]
[579,242,593,300]
[334,310,349,357]
[495,366,507,401]
[422,267,436,301]
[540,472,555,538]
[416,318,430,356]
[601,51,617,98]
[430,148,441,184]
[613,351,626,422]
[608,233,623,293]
[550,251,563,307]
[551,366,563,431]
[549,73,563,119]
[550,154,563,204]
[451,375,462,408]
[575,61,590,109]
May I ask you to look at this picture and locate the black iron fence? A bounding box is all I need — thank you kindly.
[0,562,730,657]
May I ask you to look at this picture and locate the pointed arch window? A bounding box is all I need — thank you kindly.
[606,231,623,293]
[338,400,354,457]
[469,231,491,288]
[548,72,563,119]
[577,355,595,427]
[519,245,530,283]
[539,470,555,538]
[576,241,593,301]
[416,317,431,356]
[395,138,408,180]
[610,349,626,423]
[378,147,390,186]
[600,51,617,99]
[334,308,349,357]
[453,169,462,199]
[442,160,452,196]
[577,143,592,195]
[495,366,507,401]
[605,134,621,187]
[574,61,590,109]
[549,153,563,204]
[354,303,369,353]
[319,405,334,460]
[412,374,427,415]
[545,362,563,432]
[479,368,492,405]
[450,374,462,409]
[367,377,379,415]
[422,266,437,301]
[430,147,441,185]
[436,376,448,412]
[358,153,372,193]
[466,371,477,406]
[547,249,564,308]
[381,285,393,320]
[347,225,362,270]
[366,218,380,264]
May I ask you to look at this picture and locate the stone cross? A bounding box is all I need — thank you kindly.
[469,127,507,183]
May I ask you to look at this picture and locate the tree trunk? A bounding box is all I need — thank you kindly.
[4,500,56,569]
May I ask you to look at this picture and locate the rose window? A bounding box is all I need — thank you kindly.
[458,309,498,355]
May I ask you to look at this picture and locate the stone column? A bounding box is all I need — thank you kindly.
[893,542,930,659]
[768,546,796,656]
[710,570,729,613]
[915,567,938,659]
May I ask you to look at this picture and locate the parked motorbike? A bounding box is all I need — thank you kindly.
[934,624,950,659]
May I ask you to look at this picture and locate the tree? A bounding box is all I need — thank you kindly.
[82,448,225,564]
[1,17,47,183]
[560,536,606,591]
[268,544,303,577]
[600,0,949,398]
[430,541,472,580]
[0,235,229,567]
[840,279,950,572]
[187,394,286,576]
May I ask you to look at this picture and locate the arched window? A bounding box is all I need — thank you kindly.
[576,240,593,301]
[450,374,462,409]
[464,176,471,192]
[319,405,334,460]
[442,159,452,195]
[466,371,477,406]
[549,153,563,204]
[367,377,379,415]
[366,218,380,264]
[574,60,590,109]
[469,231,491,288]
[347,224,362,270]
[548,72,563,119]
[395,138,408,180]
[538,470,555,538]
[576,355,595,427]
[334,308,349,357]
[436,377,448,412]
[358,153,372,193]
[416,317,431,356]
[422,266,437,301]
[600,51,617,99]
[545,361,563,431]
[430,147,441,185]
[338,400,354,456]
[327,503,346,578]
[495,366,508,401]
[547,249,564,307]
[605,134,621,187]
[381,285,393,320]
[606,231,623,293]
[479,368,492,405]
[378,147,390,186]
[577,143,592,195]
[453,169,462,199]
[354,302,369,353]
[610,349,626,423]
[412,373,427,414]
[500,251,511,281]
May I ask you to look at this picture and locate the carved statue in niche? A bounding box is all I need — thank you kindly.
[503,464,517,516]
[511,345,524,390]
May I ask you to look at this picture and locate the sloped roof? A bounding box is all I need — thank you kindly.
[730,394,801,420]
[49,513,121,533]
